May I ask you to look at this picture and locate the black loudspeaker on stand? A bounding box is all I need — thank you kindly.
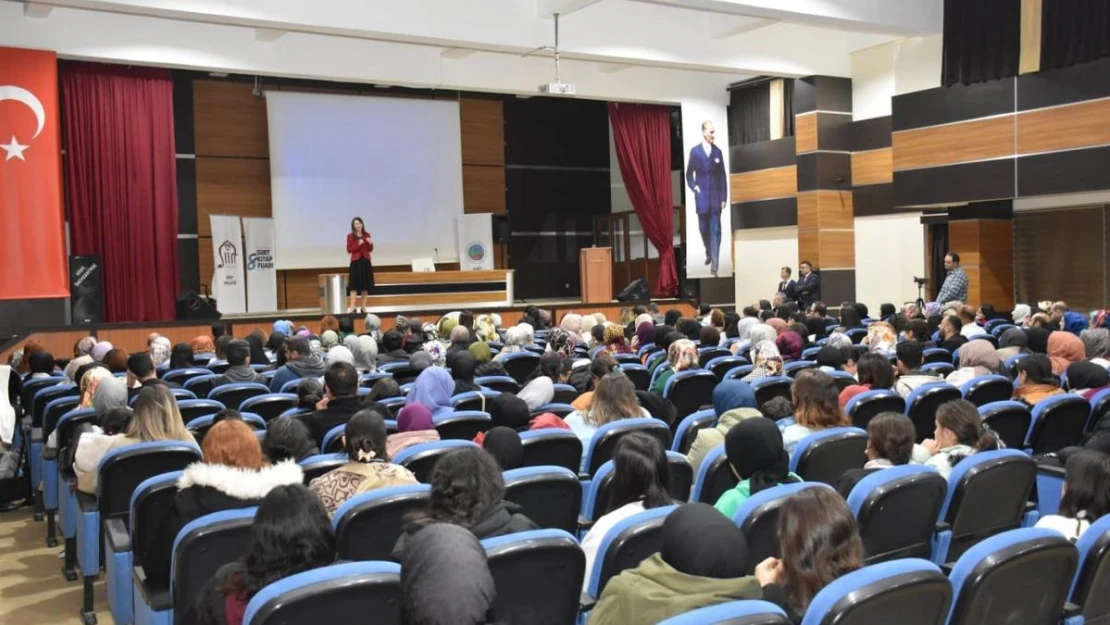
[616,278,649,302]
[176,291,221,321]
[69,255,103,324]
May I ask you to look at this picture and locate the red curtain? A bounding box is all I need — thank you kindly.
[608,102,678,297]
[62,62,179,322]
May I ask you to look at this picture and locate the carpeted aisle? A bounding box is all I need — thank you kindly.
[0,507,111,624]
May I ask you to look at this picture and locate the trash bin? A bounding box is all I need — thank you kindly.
[320,274,347,314]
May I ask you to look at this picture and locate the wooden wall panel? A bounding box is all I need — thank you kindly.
[947,219,1014,307]
[798,230,820,267]
[460,99,505,166]
[851,148,893,185]
[795,113,818,153]
[815,230,855,269]
[948,220,981,266]
[462,165,507,214]
[892,116,1015,170]
[196,157,273,236]
[797,191,853,230]
[0,331,95,364]
[199,238,213,294]
[1017,98,1110,155]
[730,165,797,203]
[193,81,269,158]
[99,325,213,355]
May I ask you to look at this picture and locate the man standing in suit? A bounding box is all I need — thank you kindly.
[686,120,727,277]
[797,260,821,310]
[777,266,798,304]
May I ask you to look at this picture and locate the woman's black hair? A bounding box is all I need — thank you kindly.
[169,343,193,369]
[856,352,895,390]
[100,407,133,436]
[1059,449,1110,523]
[528,352,562,382]
[296,378,324,409]
[350,216,365,233]
[263,418,317,463]
[220,484,335,599]
[606,432,673,513]
[366,377,401,401]
[416,447,504,529]
[1016,353,1059,386]
[29,351,54,374]
[759,310,774,322]
[724,312,741,338]
[936,399,1001,467]
[212,408,243,424]
[344,409,389,462]
[839,306,862,329]
[591,324,606,344]
[265,331,287,354]
[338,316,354,334]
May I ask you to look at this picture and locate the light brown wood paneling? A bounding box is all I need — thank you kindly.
[193,81,270,158]
[851,148,893,186]
[892,116,1015,171]
[948,220,981,267]
[795,113,818,153]
[460,99,505,167]
[196,158,273,236]
[99,325,213,355]
[0,331,96,364]
[797,190,853,230]
[730,165,797,203]
[798,230,820,268]
[463,165,507,214]
[1017,98,1110,155]
[947,219,1014,308]
[374,270,512,285]
[364,292,510,308]
[815,230,856,269]
[199,237,213,294]
[1019,0,1043,75]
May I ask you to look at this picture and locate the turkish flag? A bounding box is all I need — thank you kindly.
[0,47,67,300]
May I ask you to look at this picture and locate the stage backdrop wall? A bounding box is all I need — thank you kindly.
[681,99,734,279]
[733,226,797,306]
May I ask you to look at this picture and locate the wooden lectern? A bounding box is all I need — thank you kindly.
[580,247,612,303]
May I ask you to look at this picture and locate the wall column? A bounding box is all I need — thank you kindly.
[947,201,1014,309]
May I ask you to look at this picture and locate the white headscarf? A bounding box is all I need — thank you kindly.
[325,346,356,367]
[517,377,554,411]
[1012,304,1032,327]
[747,324,777,346]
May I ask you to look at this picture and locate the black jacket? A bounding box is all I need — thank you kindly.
[796,272,821,309]
[940,335,968,353]
[297,396,363,448]
[391,500,538,561]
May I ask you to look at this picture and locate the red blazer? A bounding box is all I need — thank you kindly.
[347,232,373,262]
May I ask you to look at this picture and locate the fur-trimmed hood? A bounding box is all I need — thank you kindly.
[177,459,303,501]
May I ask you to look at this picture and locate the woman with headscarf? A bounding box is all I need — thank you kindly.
[545,328,576,359]
[320,330,340,351]
[74,336,98,359]
[1013,353,1065,408]
[996,327,1029,362]
[945,339,1004,387]
[747,323,778,347]
[765,317,788,336]
[351,335,377,373]
[78,367,114,409]
[145,337,171,369]
[517,376,554,411]
[387,403,441,458]
[650,339,699,395]
[422,339,448,368]
[400,523,497,625]
[603,323,632,354]
[470,342,507,378]
[324,345,356,368]
[1026,326,1050,354]
[1065,361,1110,401]
[448,350,481,395]
[1048,331,1086,376]
[481,426,523,471]
[69,377,131,477]
[742,341,783,382]
[775,331,805,363]
[446,325,471,355]
[862,322,897,353]
[591,502,765,625]
[409,352,435,373]
[715,418,802,519]
[1012,304,1032,327]
[494,325,529,362]
[408,367,454,417]
[472,315,498,343]
[686,381,763,473]
[358,313,380,341]
[90,341,114,363]
[488,393,532,432]
[631,322,655,353]
[272,319,294,337]
[1082,328,1110,368]
[579,315,599,348]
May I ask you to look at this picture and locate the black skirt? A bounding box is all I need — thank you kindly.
[348,257,374,294]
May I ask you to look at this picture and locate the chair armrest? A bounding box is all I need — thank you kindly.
[934,521,951,533]
[939,562,955,575]
[77,491,99,513]
[579,592,597,614]
[1062,602,1082,619]
[105,518,131,553]
[578,472,591,481]
[578,515,595,532]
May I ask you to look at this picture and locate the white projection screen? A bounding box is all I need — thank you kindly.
[266,91,464,269]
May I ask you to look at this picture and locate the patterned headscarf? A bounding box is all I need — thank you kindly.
[395,316,411,335]
[79,367,113,408]
[422,323,440,343]
[149,337,172,367]
[545,328,576,358]
[423,340,448,367]
[603,323,629,353]
[924,302,942,318]
[748,340,783,379]
[473,315,498,342]
[560,313,583,335]
[1012,304,1032,326]
[865,322,897,353]
[667,339,699,372]
[1082,328,1110,361]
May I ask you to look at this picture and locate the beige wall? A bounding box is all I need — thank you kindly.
[734,226,799,307]
[854,213,926,310]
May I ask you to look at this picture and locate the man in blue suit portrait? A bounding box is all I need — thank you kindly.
[686,120,727,276]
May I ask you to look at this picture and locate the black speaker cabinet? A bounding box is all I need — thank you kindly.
[176,291,221,321]
[69,255,103,324]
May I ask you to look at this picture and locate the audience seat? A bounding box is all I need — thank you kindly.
[127,470,183,625]
[49,407,96,551]
[297,453,349,484]
[636,342,658,357]
[243,561,402,625]
[205,360,230,374]
[175,399,227,424]
[931,449,1036,565]
[618,363,650,391]
[663,370,718,424]
[783,360,817,378]
[922,362,955,377]
[649,363,672,389]
[750,376,794,409]
[38,396,80,531]
[789,427,868,485]
[658,600,790,625]
[733,483,833,573]
[971,334,999,348]
[501,352,541,384]
[392,439,480,482]
[1034,462,1065,517]
[238,393,297,422]
[182,374,219,399]
[583,452,692,524]
[358,372,392,388]
[829,370,857,391]
[1004,353,1030,377]
[946,528,1077,625]
[846,328,868,344]
[162,368,212,387]
[1087,388,1110,433]
[690,445,738,505]
[611,353,640,365]
[846,390,906,430]
[379,362,422,385]
[333,484,430,562]
[904,383,961,442]
[1068,514,1110,625]
[698,348,731,368]
[519,429,583,474]
[29,385,79,513]
[551,383,579,404]
[502,466,581,533]
[977,401,1033,451]
[433,410,492,440]
[475,375,521,394]
[451,390,501,413]
[278,378,308,394]
[128,388,197,407]
[705,356,749,381]
[722,365,755,381]
[671,408,716,454]
[584,505,678,603]
[20,377,66,410]
[799,559,951,625]
[988,321,1015,336]
[960,375,1013,408]
[483,529,584,625]
[532,403,576,419]
[380,396,407,417]
[583,418,672,476]
[186,412,266,443]
[846,465,948,563]
[1027,394,1090,455]
[208,382,271,410]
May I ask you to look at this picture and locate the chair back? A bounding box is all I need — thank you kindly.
[32,383,78,427]
[829,370,857,391]
[531,403,576,419]
[846,328,868,344]
[750,376,794,408]
[21,377,64,411]
[663,370,718,422]
[502,467,581,533]
[978,401,1032,450]
[183,374,218,398]
[799,559,952,625]
[672,409,717,454]
[698,348,731,368]
[618,363,651,391]
[707,356,749,381]
[162,368,212,386]
[244,562,402,625]
[551,383,579,404]
[789,427,868,485]
[186,413,266,443]
[657,601,790,625]
[176,399,227,423]
[381,364,421,386]
[847,466,948,563]
[393,439,480,482]
[947,528,1078,625]
[903,383,962,442]
[1087,388,1110,433]
[171,508,256,619]
[451,390,500,413]
[333,485,431,561]
[55,408,98,461]
[519,429,583,473]
[207,382,270,410]
[845,390,906,430]
[433,410,492,440]
[922,362,955,377]
[723,365,756,381]
[941,449,1036,562]
[961,375,1013,408]
[42,395,81,438]
[380,396,407,417]
[784,360,817,378]
[1028,394,1090,455]
[501,352,541,384]
[206,360,230,374]
[129,471,183,568]
[297,453,349,484]
[475,375,521,394]
[358,372,392,388]
[587,505,677,599]
[585,452,691,521]
[691,445,740,505]
[482,530,584,625]
[1071,515,1110,623]
[734,483,833,572]
[98,442,202,531]
[238,393,297,422]
[584,418,672,476]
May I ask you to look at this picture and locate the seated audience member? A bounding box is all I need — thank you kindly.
[469,341,506,378]
[675,317,701,343]
[838,352,895,409]
[191,336,216,359]
[835,413,917,497]
[183,484,335,625]
[214,335,233,362]
[211,340,266,388]
[295,378,324,411]
[1048,331,1087,376]
[446,350,481,396]
[1029,312,1053,330]
[1013,353,1065,408]
[783,370,848,453]
[699,326,722,349]
[838,305,864,330]
[1035,450,1110,540]
[650,339,699,395]
[957,305,986,338]
[487,392,532,432]
[298,362,363,448]
[262,417,318,463]
[393,448,537,558]
[365,377,400,402]
[1054,302,1090,336]
[581,433,673,592]
[936,316,968,355]
[903,319,936,348]
[518,354,559,409]
[325,345,357,369]
[27,351,55,379]
[766,317,788,336]
[102,348,129,374]
[349,335,378,373]
[602,323,633,354]
[408,367,455,417]
[742,341,784,382]
[912,399,1002,478]
[687,381,762,474]
[715,418,801,519]
[591,503,766,625]
[1083,328,1110,368]
[1064,362,1110,401]
[268,337,325,393]
[377,330,410,365]
[244,331,270,366]
[945,339,1004,387]
[894,341,939,398]
[996,327,1029,361]
[310,409,418,516]
[565,374,649,470]
[775,331,805,363]
[761,396,794,421]
[814,345,845,373]
[1026,326,1050,354]
[70,377,131,465]
[570,356,617,410]
[631,321,656,353]
[545,328,577,358]
[494,325,529,361]
[862,322,897,353]
[400,524,497,625]
[386,403,441,457]
[481,426,523,471]
[264,331,287,362]
[145,419,302,587]
[125,352,179,400]
[758,488,865,624]
[75,384,194,494]
[1010,304,1032,327]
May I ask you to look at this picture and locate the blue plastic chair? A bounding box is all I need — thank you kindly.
[904,382,961,442]
[451,389,500,412]
[581,417,672,476]
[978,401,1032,450]
[333,485,431,562]
[846,465,948,563]
[961,374,1013,407]
[502,467,581,533]
[845,389,906,430]
[671,408,716,453]
[733,483,834,569]
[722,364,755,381]
[501,352,541,384]
[750,376,794,408]
[392,439,480,482]
[788,427,867,485]
[176,399,227,423]
[238,393,297,422]
[658,600,790,625]
[800,559,951,625]
[584,505,678,601]
[481,529,584,625]
[689,445,737,505]
[1027,394,1090,455]
[208,382,270,410]
[1067,514,1110,625]
[519,429,583,474]
[531,403,576,419]
[243,561,402,625]
[182,374,219,398]
[434,410,492,440]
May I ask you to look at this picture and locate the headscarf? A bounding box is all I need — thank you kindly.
[397,403,435,433]
[473,315,498,342]
[408,367,454,414]
[765,318,788,334]
[351,335,378,372]
[748,324,777,346]
[1082,328,1110,361]
[634,322,655,348]
[272,320,294,337]
[91,376,128,416]
[325,345,355,367]
[76,336,98,357]
[321,330,339,349]
[560,313,583,335]
[546,328,576,358]
[482,426,524,470]
[1012,304,1032,326]
[1026,327,1050,354]
[364,314,382,341]
[1048,331,1087,376]
[865,322,897,353]
[422,323,441,343]
[1094,310,1110,330]
[423,340,448,368]
[400,524,495,625]
[79,367,113,408]
[1064,312,1089,336]
[712,381,757,417]
[667,339,699,372]
[190,336,214,355]
[65,355,93,381]
[998,328,1028,350]
[603,323,630,353]
[748,341,783,379]
[410,352,435,372]
[91,341,114,362]
[661,502,749,579]
[395,316,411,336]
[450,350,477,380]
[924,302,942,318]
[724,417,794,495]
[517,377,554,410]
[825,332,852,350]
[468,341,493,364]
[959,339,1002,376]
[1065,362,1110,393]
[815,346,845,370]
[489,393,531,430]
[775,331,804,362]
[448,325,469,345]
